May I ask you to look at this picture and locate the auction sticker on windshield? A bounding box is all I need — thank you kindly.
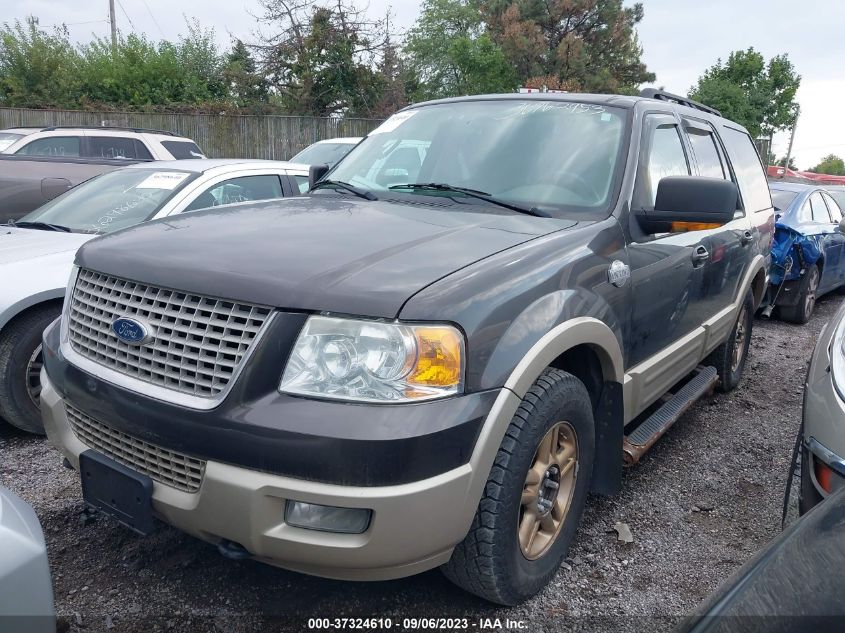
[369,110,418,135]
[135,172,190,190]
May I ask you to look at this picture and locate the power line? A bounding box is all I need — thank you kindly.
[138,0,167,39]
[116,0,138,32]
[41,19,110,29]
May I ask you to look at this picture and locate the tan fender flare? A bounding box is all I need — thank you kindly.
[455,317,624,535]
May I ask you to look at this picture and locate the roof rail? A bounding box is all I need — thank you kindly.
[638,88,722,118]
[38,125,177,136]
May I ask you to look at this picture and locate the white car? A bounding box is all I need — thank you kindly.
[290,137,362,168]
[0,159,309,433]
[0,126,205,161]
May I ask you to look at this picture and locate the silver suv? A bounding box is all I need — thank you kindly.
[0,126,205,161]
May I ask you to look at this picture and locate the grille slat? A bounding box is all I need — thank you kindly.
[67,269,272,399]
[67,404,205,493]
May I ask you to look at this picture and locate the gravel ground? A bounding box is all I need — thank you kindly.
[1,295,840,633]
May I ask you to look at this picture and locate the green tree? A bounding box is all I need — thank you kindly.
[482,0,655,94]
[0,17,80,107]
[809,154,845,176]
[404,0,517,101]
[689,48,800,138]
[224,39,270,107]
[773,155,797,170]
[254,0,388,116]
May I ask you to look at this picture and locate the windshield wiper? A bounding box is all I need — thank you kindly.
[388,183,550,218]
[11,220,72,233]
[310,179,377,201]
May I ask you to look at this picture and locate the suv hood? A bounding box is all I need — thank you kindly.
[0,226,92,265]
[76,197,576,317]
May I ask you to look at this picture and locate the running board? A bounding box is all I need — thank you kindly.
[622,366,718,465]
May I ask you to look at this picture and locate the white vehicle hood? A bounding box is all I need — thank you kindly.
[0,227,94,331]
[0,226,92,264]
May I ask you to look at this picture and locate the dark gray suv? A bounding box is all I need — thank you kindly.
[41,91,773,605]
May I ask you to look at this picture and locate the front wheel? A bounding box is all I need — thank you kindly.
[442,368,594,605]
[0,305,61,434]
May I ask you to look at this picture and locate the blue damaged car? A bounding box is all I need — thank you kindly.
[765,182,845,323]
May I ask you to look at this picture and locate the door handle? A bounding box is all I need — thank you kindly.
[740,230,753,246]
[691,244,710,267]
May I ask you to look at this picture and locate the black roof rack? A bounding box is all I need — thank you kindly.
[638,88,722,118]
[37,125,177,136]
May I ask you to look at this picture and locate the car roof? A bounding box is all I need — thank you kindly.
[0,127,41,135]
[125,158,308,174]
[314,137,362,144]
[769,182,820,193]
[404,92,745,129]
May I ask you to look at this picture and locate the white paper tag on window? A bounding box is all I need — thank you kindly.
[135,172,190,190]
[369,110,418,135]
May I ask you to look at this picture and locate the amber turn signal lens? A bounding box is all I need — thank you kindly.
[670,222,722,233]
[407,326,464,389]
[816,460,834,494]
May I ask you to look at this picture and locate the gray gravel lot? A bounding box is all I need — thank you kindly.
[1,295,840,633]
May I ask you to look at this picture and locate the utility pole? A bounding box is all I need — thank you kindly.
[109,0,118,49]
[781,107,800,178]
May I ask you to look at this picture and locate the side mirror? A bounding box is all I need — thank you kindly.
[40,177,72,201]
[635,176,738,234]
[839,217,845,235]
[308,164,330,190]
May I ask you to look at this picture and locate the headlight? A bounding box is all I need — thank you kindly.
[279,315,464,403]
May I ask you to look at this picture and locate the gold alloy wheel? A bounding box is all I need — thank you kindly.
[730,304,748,373]
[26,343,44,409]
[518,421,578,560]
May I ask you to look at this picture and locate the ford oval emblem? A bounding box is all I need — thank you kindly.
[111,316,154,346]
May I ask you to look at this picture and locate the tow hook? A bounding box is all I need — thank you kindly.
[217,539,251,560]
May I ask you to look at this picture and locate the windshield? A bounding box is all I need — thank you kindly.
[0,132,24,152]
[329,100,628,216]
[21,168,197,234]
[770,189,799,213]
[292,141,358,167]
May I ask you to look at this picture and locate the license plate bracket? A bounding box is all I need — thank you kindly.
[79,450,154,535]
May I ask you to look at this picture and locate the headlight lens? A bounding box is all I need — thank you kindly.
[279,316,464,402]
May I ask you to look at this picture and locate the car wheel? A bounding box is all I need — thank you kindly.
[780,265,820,324]
[0,305,61,434]
[442,368,594,605]
[707,290,754,393]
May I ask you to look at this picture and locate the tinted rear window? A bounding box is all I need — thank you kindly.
[720,126,772,212]
[829,190,845,210]
[161,140,206,159]
[770,189,798,212]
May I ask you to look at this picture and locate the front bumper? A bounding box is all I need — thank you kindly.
[41,369,487,580]
[801,311,845,512]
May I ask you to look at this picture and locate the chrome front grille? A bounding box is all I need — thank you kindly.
[66,404,205,493]
[67,269,272,400]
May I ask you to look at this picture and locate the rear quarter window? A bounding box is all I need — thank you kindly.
[719,126,772,212]
[161,141,206,159]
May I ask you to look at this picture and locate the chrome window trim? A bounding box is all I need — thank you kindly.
[807,436,845,478]
[60,280,277,411]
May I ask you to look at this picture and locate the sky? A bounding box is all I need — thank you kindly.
[4,0,843,170]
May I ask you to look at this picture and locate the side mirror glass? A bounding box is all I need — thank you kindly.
[838,217,845,235]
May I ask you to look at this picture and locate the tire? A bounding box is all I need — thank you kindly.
[780,265,820,324]
[707,290,753,393]
[442,368,595,605]
[0,304,61,434]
